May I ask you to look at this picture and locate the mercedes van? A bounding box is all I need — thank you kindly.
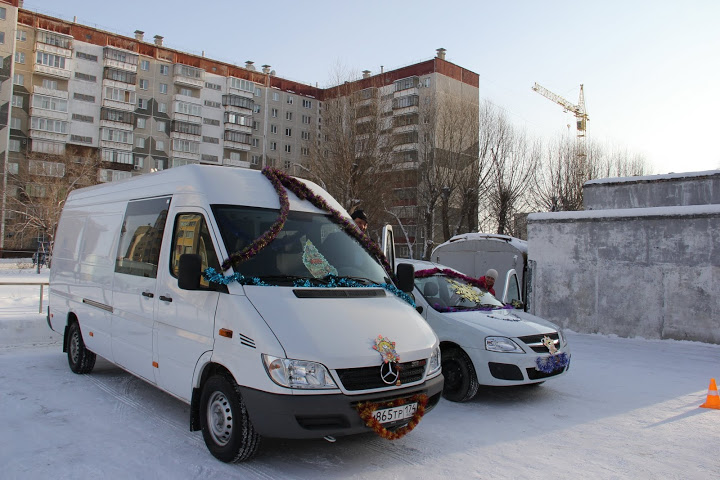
[48,165,443,462]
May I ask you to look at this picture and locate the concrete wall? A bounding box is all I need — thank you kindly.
[584,170,720,210]
[527,205,720,344]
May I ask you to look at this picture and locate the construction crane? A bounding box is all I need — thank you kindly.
[532,83,589,160]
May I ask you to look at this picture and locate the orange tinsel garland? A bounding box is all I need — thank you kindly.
[356,394,429,440]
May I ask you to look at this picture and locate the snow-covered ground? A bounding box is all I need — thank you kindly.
[1,267,719,479]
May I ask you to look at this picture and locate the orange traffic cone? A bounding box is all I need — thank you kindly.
[699,378,720,409]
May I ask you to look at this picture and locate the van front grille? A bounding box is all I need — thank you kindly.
[336,360,426,391]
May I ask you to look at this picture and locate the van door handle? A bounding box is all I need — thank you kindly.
[159,295,173,303]
[142,291,154,298]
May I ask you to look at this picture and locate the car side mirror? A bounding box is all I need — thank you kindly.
[178,254,202,290]
[396,262,415,294]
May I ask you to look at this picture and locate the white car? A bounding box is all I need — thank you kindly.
[401,259,571,402]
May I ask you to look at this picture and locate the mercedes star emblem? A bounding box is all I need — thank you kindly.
[380,361,401,385]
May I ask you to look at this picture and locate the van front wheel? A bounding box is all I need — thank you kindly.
[200,375,260,463]
[67,322,96,374]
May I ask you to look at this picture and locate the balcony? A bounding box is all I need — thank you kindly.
[102,98,135,112]
[170,151,201,163]
[29,107,68,122]
[102,78,137,93]
[103,48,138,72]
[99,139,133,151]
[35,41,72,59]
[223,158,251,168]
[32,86,68,99]
[33,63,71,79]
[222,94,254,114]
[35,30,73,57]
[173,64,204,88]
[29,129,68,142]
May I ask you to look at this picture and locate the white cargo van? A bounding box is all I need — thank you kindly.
[432,233,528,307]
[48,165,443,462]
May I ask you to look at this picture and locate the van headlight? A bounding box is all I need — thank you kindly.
[427,346,442,376]
[262,354,337,389]
[485,336,524,353]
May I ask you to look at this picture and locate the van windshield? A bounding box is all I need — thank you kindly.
[212,206,390,285]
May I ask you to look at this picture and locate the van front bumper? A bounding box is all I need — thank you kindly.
[239,374,443,439]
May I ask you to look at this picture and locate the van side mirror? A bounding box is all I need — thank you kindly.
[396,262,415,294]
[178,254,202,290]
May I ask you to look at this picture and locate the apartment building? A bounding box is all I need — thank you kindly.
[0,1,479,255]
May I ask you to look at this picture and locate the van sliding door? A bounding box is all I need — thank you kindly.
[111,196,171,383]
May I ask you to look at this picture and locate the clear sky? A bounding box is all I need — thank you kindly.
[23,0,720,175]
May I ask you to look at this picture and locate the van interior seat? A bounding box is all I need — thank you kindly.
[423,281,439,297]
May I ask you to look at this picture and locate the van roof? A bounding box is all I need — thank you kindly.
[66,165,341,215]
[432,233,528,256]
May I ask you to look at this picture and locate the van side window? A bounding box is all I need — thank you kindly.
[170,213,221,289]
[506,273,520,304]
[115,196,171,278]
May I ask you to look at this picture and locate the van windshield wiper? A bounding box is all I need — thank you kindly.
[323,275,382,286]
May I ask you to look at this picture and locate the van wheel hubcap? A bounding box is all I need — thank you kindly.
[207,391,233,446]
[70,332,79,363]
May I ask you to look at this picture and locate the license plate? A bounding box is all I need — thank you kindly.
[372,402,417,424]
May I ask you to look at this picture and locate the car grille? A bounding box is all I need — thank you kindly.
[336,360,426,391]
[517,332,560,353]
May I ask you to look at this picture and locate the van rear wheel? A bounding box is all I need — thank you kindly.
[200,375,260,463]
[441,347,479,402]
[67,322,96,374]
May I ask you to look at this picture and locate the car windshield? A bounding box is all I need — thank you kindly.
[415,273,504,310]
[212,206,390,285]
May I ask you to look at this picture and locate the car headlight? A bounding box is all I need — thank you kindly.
[262,354,338,389]
[485,336,524,353]
[427,346,442,376]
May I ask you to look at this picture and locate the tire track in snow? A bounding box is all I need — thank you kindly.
[84,375,275,480]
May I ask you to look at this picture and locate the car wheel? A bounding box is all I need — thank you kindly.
[441,346,479,402]
[67,322,96,374]
[200,375,260,463]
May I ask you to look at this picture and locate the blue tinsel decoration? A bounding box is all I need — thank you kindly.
[203,268,415,307]
[535,352,570,373]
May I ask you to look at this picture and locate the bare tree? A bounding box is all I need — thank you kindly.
[478,105,540,235]
[306,68,396,241]
[4,149,102,251]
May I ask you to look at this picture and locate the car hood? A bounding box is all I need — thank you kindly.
[243,286,438,369]
[441,308,560,338]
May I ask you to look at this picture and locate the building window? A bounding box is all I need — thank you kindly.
[301,147,309,156]
[284,145,291,153]
[270,124,277,134]
[140,60,150,71]
[159,83,168,94]
[36,52,67,69]
[287,95,294,105]
[10,117,20,129]
[0,8,5,20]
[253,105,261,114]
[255,87,261,97]
[76,51,97,62]
[159,65,169,75]
[204,100,221,108]
[32,117,68,134]
[13,73,23,86]
[251,155,261,165]
[271,108,278,118]
[157,121,167,133]
[175,101,202,116]
[156,140,165,150]
[302,99,312,108]
[42,79,58,90]
[301,131,310,140]
[106,86,136,104]
[136,137,145,148]
[74,93,95,102]
[158,102,168,113]
[179,87,193,97]
[101,128,131,143]
[71,113,94,123]
[302,114,311,124]
[270,141,277,151]
[137,117,146,129]
[9,139,21,152]
[16,30,26,42]
[75,72,97,82]
[0,31,5,44]
[205,82,221,90]
[202,136,219,144]
[285,128,292,137]
[139,79,149,90]
[11,95,23,108]
[203,118,220,126]
[138,98,148,109]
[272,92,280,101]
[286,111,293,121]
[15,52,24,64]
[252,138,259,147]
